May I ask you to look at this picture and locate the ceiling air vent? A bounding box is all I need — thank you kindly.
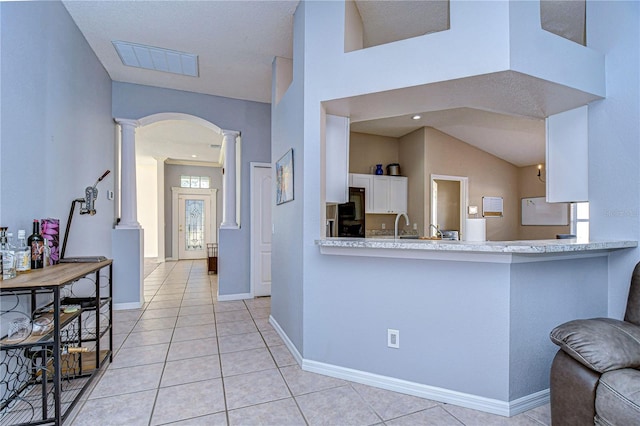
[112,41,198,77]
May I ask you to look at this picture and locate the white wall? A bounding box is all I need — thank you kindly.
[137,161,158,257]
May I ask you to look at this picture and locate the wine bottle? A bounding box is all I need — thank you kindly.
[0,227,16,279]
[28,219,45,269]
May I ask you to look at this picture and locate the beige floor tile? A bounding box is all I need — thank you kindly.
[140,307,180,320]
[175,313,216,328]
[218,332,266,353]
[386,406,464,425]
[110,343,169,369]
[260,329,284,347]
[248,307,271,319]
[182,291,213,300]
[167,337,218,361]
[254,317,275,332]
[280,365,347,396]
[178,304,213,316]
[268,345,298,367]
[111,320,137,335]
[295,385,381,426]
[244,297,271,309]
[133,316,177,332]
[111,333,128,351]
[216,319,258,336]
[122,329,174,348]
[442,404,543,426]
[350,382,439,420]
[220,347,276,376]
[228,398,305,426]
[151,379,226,425]
[213,300,247,313]
[215,309,252,323]
[161,354,221,387]
[112,310,143,322]
[162,412,228,425]
[181,298,214,307]
[524,403,551,425]
[72,389,157,426]
[146,299,182,309]
[223,368,291,410]
[150,294,183,303]
[89,363,163,399]
[171,323,217,342]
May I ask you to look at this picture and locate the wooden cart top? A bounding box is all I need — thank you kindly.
[0,260,112,290]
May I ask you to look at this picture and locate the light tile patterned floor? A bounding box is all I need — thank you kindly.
[68,260,551,425]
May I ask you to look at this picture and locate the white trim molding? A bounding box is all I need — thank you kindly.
[268,315,548,418]
[216,292,253,302]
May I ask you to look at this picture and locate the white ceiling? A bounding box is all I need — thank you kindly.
[63,1,585,168]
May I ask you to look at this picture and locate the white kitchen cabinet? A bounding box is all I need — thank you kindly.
[325,114,350,204]
[350,173,407,214]
[349,173,373,212]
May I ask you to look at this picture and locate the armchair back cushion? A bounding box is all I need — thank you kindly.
[624,261,640,326]
[550,318,640,373]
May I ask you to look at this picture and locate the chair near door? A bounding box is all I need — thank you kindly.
[207,243,218,274]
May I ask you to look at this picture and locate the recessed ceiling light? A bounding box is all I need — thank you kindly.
[412,115,422,120]
[191,155,197,158]
[112,41,199,77]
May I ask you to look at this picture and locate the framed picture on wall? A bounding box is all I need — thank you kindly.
[276,148,294,205]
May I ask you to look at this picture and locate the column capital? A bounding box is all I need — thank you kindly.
[114,118,140,128]
[221,129,240,139]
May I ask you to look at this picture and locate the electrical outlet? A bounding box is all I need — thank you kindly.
[381,223,386,230]
[468,205,478,215]
[387,329,400,349]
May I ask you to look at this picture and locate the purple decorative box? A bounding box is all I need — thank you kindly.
[41,218,60,265]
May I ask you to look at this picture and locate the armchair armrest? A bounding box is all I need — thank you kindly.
[550,318,640,374]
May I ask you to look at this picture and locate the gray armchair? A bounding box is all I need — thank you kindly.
[549,262,640,425]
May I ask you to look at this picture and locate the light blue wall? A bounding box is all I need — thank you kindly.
[270,2,306,351]
[112,83,271,296]
[587,1,640,318]
[0,1,115,257]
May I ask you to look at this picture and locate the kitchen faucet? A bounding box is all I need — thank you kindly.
[429,224,442,238]
[394,213,410,239]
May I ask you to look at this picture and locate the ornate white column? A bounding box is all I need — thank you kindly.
[115,118,141,228]
[220,130,240,229]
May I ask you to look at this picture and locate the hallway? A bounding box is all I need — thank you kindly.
[69,260,551,425]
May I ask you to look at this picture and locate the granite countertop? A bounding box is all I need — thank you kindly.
[316,237,638,254]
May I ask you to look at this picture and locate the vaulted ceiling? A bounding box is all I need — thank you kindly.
[63,1,585,167]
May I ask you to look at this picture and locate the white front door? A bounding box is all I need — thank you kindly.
[178,194,211,259]
[251,164,272,297]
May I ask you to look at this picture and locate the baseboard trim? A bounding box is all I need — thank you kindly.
[217,292,253,301]
[114,301,143,310]
[269,315,303,366]
[269,317,549,417]
[302,358,549,417]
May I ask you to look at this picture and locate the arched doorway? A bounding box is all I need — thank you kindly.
[113,113,240,308]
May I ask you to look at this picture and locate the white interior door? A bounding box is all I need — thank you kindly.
[251,164,272,297]
[178,194,211,259]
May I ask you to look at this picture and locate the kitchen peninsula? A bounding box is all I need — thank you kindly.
[309,237,636,416]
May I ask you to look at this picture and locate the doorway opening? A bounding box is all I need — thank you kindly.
[171,188,218,260]
[430,174,468,238]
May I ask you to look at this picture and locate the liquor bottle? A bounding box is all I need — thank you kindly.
[0,227,16,279]
[28,219,45,269]
[15,230,31,274]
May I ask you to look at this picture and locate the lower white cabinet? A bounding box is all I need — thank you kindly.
[349,174,407,214]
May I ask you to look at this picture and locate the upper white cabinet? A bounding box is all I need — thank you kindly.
[350,173,407,214]
[349,173,373,212]
[325,114,350,204]
[546,106,588,203]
